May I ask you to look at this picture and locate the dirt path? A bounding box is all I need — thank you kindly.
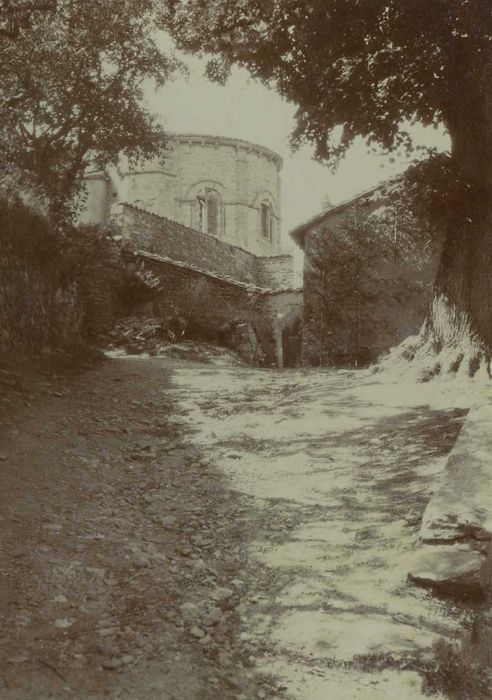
[168,364,478,699]
[0,356,270,700]
[0,355,481,699]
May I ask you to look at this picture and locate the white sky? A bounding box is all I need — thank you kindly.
[144,39,450,247]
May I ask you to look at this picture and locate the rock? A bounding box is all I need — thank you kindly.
[7,654,29,664]
[420,402,492,543]
[53,594,69,604]
[180,602,199,618]
[202,607,222,627]
[228,320,263,365]
[0,454,8,461]
[408,546,484,593]
[102,657,123,670]
[132,552,150,568]
[239,632,253,642]
[190,626,206,639]
[151,552,167,563]
[218,652,232,667]
[16,612,32,627]
[54,618,74,628]
[210,587,234,603]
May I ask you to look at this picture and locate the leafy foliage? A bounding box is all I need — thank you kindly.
[398,153,474,236]
[0,0,180,219]
[304,186,440,366]
[162,1,492,165]
[0,1,56,39]
[0,193,58,265]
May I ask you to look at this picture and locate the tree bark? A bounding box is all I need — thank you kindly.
[380,70,492,380]
[415,69,492,378]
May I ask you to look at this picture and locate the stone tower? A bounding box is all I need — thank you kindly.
[79,134,283,257]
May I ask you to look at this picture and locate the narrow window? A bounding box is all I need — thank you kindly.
[206,193,219,236]
[195,189,221,236]
[197,195,205,232]
[261,202,272,240]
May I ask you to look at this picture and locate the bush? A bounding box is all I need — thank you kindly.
[0,195,59,266]
[0,194,83,355]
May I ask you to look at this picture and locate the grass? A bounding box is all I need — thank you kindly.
[422,638,492,699]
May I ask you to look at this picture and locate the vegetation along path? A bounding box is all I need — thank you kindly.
[0,354,485,699]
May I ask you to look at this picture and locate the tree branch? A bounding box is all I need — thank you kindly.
[0,1,56,39]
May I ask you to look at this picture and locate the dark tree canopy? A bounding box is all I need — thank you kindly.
[0,1,56,39]
[163,1,492,168]
[0,0,179,218]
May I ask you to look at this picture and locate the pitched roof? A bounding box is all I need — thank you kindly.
[288,185,380,249]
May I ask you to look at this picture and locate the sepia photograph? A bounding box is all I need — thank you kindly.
[0,1,491,698]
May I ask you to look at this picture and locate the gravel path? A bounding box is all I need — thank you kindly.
[0,356,270,699]
[0,356,480,699]
[169,364,474,699]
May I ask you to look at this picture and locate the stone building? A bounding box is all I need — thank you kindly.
[290,186,440,367]
[79,134,301,366]
[80,134,282,256]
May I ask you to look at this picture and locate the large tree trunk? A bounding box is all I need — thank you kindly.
[379,58,492,382]
[421,190,492,379]
[423,85,492,379]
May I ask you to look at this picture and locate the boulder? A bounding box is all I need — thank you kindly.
[228,321,263,365]
[420,402,492,544]
[408,546,484,594]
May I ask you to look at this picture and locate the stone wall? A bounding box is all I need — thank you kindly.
[260,290,303,367]
[167,135,282,256]
[130,253,278,364]
[255,255,295,290]
[111,202,301,366]
[122,251,301,366]
[78,172,113,226]
[115,203,294,290]
[81,134,284,257]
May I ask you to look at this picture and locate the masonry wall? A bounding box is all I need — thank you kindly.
[115,203,295,290]
[259,290,303,367]
[116,203,258,284]
[131,255,279,364]
[78,173,112,226]
[81,134,283,257]
[111,202,301,366]
[256,255,295,289]
[120,169,178,222]
[169,136,282,256]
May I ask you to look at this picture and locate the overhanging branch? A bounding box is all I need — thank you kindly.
[0,0,56,39]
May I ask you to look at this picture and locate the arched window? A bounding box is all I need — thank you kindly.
[261,202,273,240]
[196,189,221,236]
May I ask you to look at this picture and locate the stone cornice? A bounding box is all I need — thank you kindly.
[168,133,283,170]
